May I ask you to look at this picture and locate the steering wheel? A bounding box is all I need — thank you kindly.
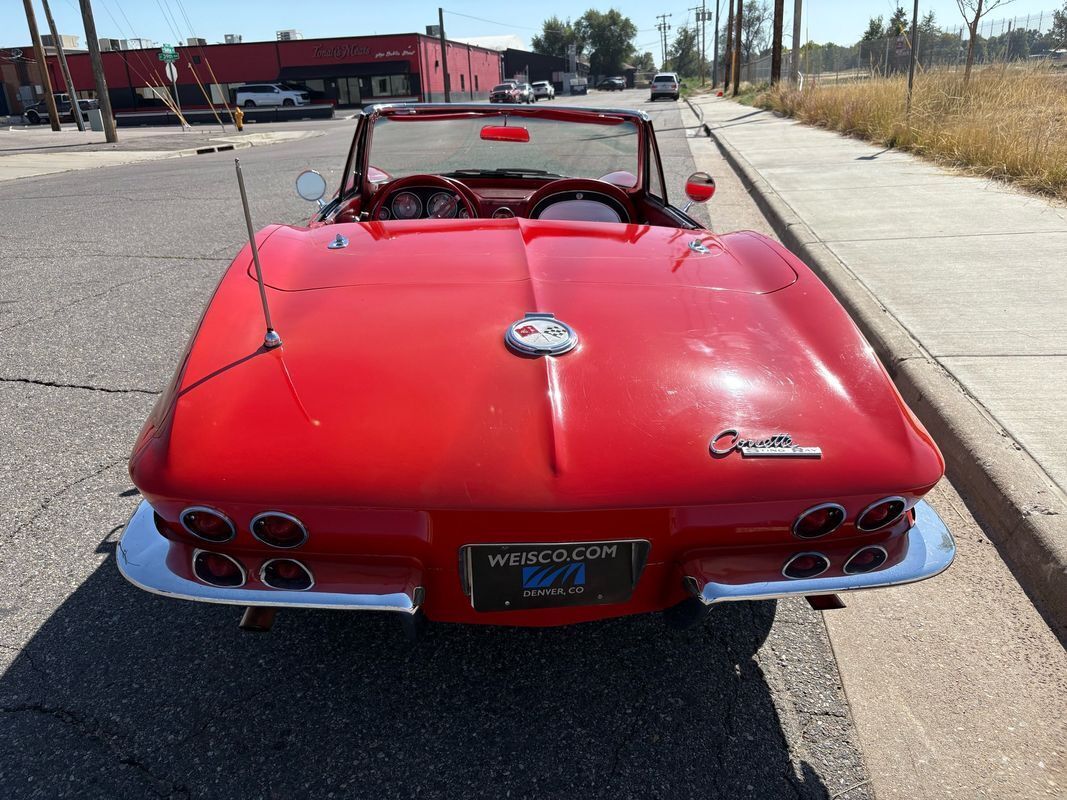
[367,174,479,221]
[526,178,636,224]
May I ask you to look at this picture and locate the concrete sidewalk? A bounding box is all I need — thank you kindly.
[690,95,1067,638]
[682,96,1067,800]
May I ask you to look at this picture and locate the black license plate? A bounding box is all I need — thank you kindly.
[466,540,649,612]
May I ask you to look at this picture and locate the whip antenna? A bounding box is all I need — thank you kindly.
[234,158,281,349]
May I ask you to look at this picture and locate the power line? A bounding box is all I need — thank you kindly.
[656,12,672,65]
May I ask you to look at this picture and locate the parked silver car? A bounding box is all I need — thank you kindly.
[531,80,556,100]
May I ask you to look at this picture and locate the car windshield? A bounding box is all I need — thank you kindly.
[492,84,513,92]
[368,114,640,182]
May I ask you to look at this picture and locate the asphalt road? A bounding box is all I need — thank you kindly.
[1,89,871,799]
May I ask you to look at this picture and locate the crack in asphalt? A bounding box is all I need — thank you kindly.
[0,703,189,799]
[0,376,160,395]
[8,458,127,541]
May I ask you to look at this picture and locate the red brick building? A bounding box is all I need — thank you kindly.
[35,33,502,113]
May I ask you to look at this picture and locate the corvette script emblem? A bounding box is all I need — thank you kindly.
[505,312,578,357]
[709,428,822,458]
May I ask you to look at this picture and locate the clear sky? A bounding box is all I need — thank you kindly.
[3,0,1059,51]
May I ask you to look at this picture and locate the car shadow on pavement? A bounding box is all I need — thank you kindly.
[0,535,834,800]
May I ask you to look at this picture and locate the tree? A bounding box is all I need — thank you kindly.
[575,8,638,75]
[860,15,885,68]
[666,25,701,76]
[917,10,940,65]
[1052,1,1067,47]
[956,0,1016,83]
[632,51,656,72]
[531,16,584,60]
[740,0,771,61]
[888,5,910,36]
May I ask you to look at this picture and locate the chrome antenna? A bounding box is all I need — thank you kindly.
[234,158,281,349]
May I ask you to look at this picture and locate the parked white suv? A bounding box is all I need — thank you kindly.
[649,72,680,101]
[531,81,555,100]
[235,83,309,108]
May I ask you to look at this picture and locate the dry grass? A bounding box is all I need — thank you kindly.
[757,65,1067,201]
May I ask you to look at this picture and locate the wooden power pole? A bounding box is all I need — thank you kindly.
[42,0,84,131]
[771,0,785,83]
[22,0,61,131]
[792,0,803,83]
[437,7,451,102]
[732,0,743,96]
[723,0,734,89]
[77,0,117,142]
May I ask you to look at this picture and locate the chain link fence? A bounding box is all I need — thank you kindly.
[739,9,1065,85]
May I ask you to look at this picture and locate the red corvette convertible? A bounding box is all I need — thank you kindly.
[117,103,954,633]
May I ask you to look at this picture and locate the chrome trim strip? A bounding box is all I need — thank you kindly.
[117,501,420,614]
[693,501,954,604]
[857,495,908,531]
[842,545,889,575]
[781,551,830,580]
[179,505,236,543]
[250,510,309,549]
[791,502,847,539]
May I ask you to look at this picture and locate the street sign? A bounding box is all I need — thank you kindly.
[159,44,178,62]
[165,61,177,82]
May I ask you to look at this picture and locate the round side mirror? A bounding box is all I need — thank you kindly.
[295,170,327,202]
[684,171,716,204]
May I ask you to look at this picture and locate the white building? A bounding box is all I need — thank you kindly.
[224,34,243,44]
[276,30,303,41]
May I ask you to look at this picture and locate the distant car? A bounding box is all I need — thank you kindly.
[597,77,626,91]
[516,83,536,103]
[489,82,532,104]
[22,94,97,125]
[235,83,309,108]
[650,72,680,101]
[531,80,555,101]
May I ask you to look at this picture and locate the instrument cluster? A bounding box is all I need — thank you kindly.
[378,188,469,220]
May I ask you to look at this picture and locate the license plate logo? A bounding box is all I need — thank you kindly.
[521,562,586,590]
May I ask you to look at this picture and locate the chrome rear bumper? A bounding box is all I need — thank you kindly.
[116,501,422,614]
[691,500,955,604]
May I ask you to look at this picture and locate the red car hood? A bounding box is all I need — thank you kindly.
[132,219,942,510]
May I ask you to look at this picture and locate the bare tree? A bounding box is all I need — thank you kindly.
[741,0,772,61]
[956,0,1015,82]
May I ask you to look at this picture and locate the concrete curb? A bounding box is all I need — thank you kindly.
[705,112,1067,643]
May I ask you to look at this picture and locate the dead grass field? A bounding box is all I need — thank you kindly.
[758,66,1067,201]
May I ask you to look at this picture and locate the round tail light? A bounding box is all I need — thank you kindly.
[260,559,314,591]
[857,497,907,532]
[180,507,235,543]
[251,512,308,549]
[792,503,846,539]
[843,546,888,575]
[782,552,830,580]
[192,550,246,587]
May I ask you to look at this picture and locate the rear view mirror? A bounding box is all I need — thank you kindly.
[684,171,716,204]
[295,169,327,204]
[480,125,530,143]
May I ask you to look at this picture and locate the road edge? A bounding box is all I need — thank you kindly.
[704,108,1067,643]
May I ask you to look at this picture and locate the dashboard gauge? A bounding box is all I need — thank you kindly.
[427,192,459,219]
[458,208,470,219]
[492,207,515,219]
[378,207,391,220]
[391,191,422,219]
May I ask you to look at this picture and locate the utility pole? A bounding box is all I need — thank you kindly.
[42,0,84,131]
[656,13,672,67]
[723,0,734,88]
[771,0,784,83]
[906,0,919,114]
[712,0,721,86]
[732,0,742,95]
[791,0,802,83]
[78,0,117,142]
[22,0,61,131]
[438,7,451,102]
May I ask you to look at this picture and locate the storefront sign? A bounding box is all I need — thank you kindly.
[312,44,372,59]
